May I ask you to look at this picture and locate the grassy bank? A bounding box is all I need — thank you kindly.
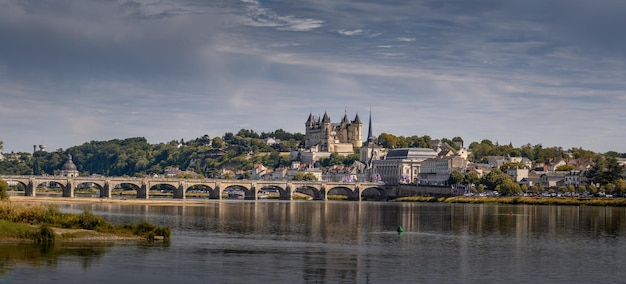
[393,196,626,206]
[0,201,170,243]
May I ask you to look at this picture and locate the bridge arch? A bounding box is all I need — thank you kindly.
[327,186,359,201]
[360,186,388,201]
[74,181,105,198]
[223,184,252,199]
[294,185,322,200]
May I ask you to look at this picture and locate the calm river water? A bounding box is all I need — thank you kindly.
[2,200,626,283]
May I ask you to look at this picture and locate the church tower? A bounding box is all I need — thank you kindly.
[360,110,383,167]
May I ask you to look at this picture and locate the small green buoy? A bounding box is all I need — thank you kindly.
[397,226,404,233]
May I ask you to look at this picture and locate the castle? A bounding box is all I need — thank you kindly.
[305,111,363,155]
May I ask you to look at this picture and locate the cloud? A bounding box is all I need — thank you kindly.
[241,0,324,31]
[337,29,364,36]
[1,0,625,153]
[395,37,416,42]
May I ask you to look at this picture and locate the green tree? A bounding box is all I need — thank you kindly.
[452,136,464,147]
[556,164,575,172]
[377,133,398,149]
[463,172,480,186]
[293,172,317,181]
[521,184,529,193]
[0,178,8,201]
[498,178,521,196]
[587,155,624,186]
[480,168,516,193]
[212,137,224,149]
[448,170,464,186]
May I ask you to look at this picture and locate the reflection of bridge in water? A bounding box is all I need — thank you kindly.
[0,175,388,201]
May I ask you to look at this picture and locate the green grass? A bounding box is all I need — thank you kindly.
[392,196,626,207]
[0,219,39,240]
[0,201,171,243]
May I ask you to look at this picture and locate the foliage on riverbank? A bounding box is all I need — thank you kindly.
[393,196,445,202]
[0,201,171,242]
[393,196,626,207]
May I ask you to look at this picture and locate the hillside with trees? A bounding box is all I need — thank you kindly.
[1,131,624,183]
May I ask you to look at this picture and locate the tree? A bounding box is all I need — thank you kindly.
[556,164,575,172]
[499,179,521,196]
[452,136,464,147]
[464,172,480,186]
[587,155,624,186]
[0,140,3,151]
[212,137,224,149]
[0,178,9,201]
[377,133,398,149]
[448,170,464,186]
[521,184,529,193]
[293,172,317,181]
[480,168,516,193]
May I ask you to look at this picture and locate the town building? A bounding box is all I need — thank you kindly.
[372,148,437,185]
[419,155,469,186]
[563,170,586,187]
[506,168,529,182]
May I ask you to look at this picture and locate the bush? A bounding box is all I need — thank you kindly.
[0,179,9,201]
[34,225,56,243]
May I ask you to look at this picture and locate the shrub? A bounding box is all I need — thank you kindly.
[34,225,56,243]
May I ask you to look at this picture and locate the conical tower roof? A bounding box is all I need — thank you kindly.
[322,112,331,123]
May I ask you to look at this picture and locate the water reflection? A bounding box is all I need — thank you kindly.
[4,201,626,283]
[0,242,110,276]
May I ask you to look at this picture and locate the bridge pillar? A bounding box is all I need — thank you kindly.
[62,179,74,198]
[138,181,148,199]
[281,183,293,200]
[209,183,221,200]
[247,183,257,200]
[173,182,185,199]
[102,182,112,199]
[320,185,327,201]
[25,179,36,197]
[353,186,361,202]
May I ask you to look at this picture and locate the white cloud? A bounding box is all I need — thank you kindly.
[241,0,323,31]
[395,37,416,42]
[337,29,364,36]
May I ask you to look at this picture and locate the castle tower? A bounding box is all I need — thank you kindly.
[304,111,363,154]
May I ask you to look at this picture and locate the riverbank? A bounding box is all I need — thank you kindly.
[0,199,171,243]
[9,195,220,206]
[394,196,626,206]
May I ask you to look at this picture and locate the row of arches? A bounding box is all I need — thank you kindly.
[4,178,389,201]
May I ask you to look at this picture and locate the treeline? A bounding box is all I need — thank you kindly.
[0,129,623,178]
[0,129,303,177]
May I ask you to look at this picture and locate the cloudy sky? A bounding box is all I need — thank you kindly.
[1,0,625,154]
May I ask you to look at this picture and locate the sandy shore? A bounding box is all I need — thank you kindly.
[9,195,222,206]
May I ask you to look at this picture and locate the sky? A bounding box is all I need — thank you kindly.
[1,0,625,154]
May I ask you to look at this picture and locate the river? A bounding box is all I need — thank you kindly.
[2,200,626,283]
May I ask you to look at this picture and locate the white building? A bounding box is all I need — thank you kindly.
[419,156,469,186]
[372,148,437,185]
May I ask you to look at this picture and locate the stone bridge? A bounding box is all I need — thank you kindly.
[0,175,388,201]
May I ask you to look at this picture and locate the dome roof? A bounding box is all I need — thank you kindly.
[62,155,78,171]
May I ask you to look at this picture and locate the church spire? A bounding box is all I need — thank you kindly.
[367,109,374,142]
